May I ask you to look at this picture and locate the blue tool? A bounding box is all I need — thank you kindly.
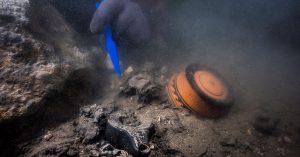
[96,2,122,77]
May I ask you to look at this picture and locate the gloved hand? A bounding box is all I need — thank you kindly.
[90,0,150,45]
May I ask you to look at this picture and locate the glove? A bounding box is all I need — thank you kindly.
[90,0,150,45]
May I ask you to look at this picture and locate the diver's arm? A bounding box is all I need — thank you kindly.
[90,0,123,34]
[90,0,150,45]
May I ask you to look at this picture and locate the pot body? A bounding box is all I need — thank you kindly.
[166,64,233,118]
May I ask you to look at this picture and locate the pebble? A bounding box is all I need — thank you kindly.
[157,116,161,123]
[19,96,27,102]
[150,144,155,150]
[43,132,53,141]
[283,136,292,143]
[124,66,134,75]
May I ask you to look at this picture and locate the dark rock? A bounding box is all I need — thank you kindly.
[76,117,100,144]
[80,106,92,118]
[76,104,117,144]
[253,110,279,135]
[93,108,105,123]
[1,0,101,125]
[120,73,163,103]
[105,112,154,157]
[80,103,116,121]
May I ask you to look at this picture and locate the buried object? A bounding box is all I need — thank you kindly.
[105,112,154,157]
[120,73,162,103]
[166,64,234,118]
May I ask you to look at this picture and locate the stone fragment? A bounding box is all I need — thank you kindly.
[125,66,134,75]
[43,132,53,141]
[120,73,162,103]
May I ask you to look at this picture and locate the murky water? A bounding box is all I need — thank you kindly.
[137,0,300,120]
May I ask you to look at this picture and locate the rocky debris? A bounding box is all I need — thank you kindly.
[80,103,116,121]
[118,112,141,127]
[77,116,100,144]
[120,73,163,103]
[0,1,56,120]
[0,28,62,122]
[99,143,122,156]
[23,103,124,157]
[0,5,106,155]
[252,109,280,135]
[25,102,155,157]
[12,71,300,157]
[24,99,157,156]
[76,104,116,143]
[85,144,101,157]
[0,0,102,125]
[43,132,53,141]
[84,142,131,157]
[0,0,29,26]
[105,112,154,157]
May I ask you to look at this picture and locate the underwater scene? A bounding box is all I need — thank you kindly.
[0,0,300,156]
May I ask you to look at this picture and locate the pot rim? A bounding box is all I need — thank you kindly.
[185,64,234,107]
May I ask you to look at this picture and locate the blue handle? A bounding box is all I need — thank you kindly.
[96,2,122,77]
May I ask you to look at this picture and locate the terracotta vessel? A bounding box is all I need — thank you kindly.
[166,64,233,118]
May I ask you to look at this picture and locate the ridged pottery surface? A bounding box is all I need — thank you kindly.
[166,64,233,118]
